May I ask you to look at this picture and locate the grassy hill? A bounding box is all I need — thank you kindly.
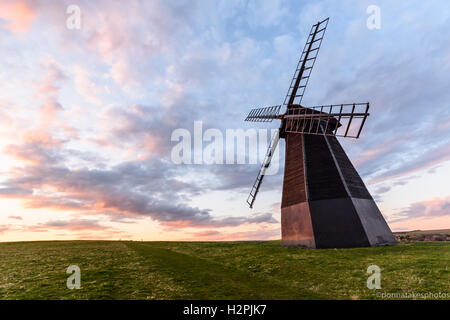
[395,229,450,235]
[0,240,448,300]
[394,229,450,241]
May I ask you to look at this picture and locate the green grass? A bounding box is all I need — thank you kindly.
[0,240,448,300]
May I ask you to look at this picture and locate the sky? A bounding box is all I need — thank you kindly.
[0,0,449,242]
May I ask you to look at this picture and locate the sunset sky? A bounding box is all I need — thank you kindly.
[0,0,449,242]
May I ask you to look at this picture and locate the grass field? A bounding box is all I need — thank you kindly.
[0,240,448,300]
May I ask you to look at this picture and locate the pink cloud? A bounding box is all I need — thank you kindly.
[183,227,280,241]
[72,65,102,105]
[0,225,12,234]
[190,230,221,237]
[0,1,36,34]
[0,219,132,240]
[8,215,23,220]
[2,59,78,165]
[73,231,132,240]
[21,218,121,233]
[160,212,277,230]
[391,196,450,223]
[4,143,52,166]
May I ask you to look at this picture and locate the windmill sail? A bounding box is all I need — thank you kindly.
[284,103,370,138]
[245,105,282,122]
[283,18,329,109]
[246,130,280,208]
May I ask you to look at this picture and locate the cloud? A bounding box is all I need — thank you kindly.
[0,1,36,34]
[391,196,450,222]
[35,58,67,99]
[220,212,278,226]
[78,0,204,92]
[101,105,170,157]
[183,212,278,228]
[8,215,23,220]
[368,143,450,185]
[4,140,62,165]
[371,176,421,201]
[72,65,102,105]
[0,149,278,229]
[0,186,33,196]
[374,186,391,195]
[20,218,132,239]
[0,225,12,234]
[185,226,280,241]
[40,219,108,231]
[189,230,220,238]
[247,0,288,28]
[72,231,132,240]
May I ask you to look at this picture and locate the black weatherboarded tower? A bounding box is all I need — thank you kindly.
[244,18,396,248]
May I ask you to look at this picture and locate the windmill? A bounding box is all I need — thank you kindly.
[244,18,396,249]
